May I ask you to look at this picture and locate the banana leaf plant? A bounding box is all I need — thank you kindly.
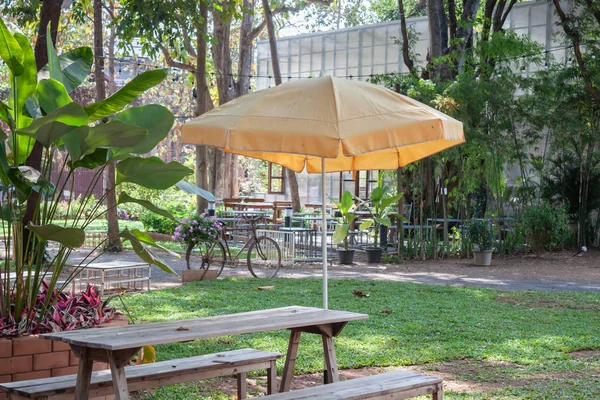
[358,186,403,249]
[330,190,358,250]
[0,20,196,335]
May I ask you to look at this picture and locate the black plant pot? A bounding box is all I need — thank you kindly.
[337,249,355,265]
[366,247,383,263]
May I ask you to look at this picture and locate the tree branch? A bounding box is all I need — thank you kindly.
[553,0,600,105]
[499,0,517,31]
[175,14,197,58]
[585,0,600,26]
[159,44,196,72]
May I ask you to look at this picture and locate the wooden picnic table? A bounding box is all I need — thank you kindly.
[41,306,368,400]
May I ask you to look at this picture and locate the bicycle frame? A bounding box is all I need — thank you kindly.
[219,216,262,266]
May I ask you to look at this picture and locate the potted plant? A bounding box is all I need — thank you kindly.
[0,19,191,349]
[358,186,403,263]
[174,214,225,281]
[330,190,358,264]
[466,220,495,265]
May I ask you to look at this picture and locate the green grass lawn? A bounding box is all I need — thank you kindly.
[122,278,600,399]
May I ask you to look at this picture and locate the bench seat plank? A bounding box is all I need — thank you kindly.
[263,371,442,400]
[2,349,281,399]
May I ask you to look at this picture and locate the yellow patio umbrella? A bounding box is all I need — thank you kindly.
[182,76,464,308]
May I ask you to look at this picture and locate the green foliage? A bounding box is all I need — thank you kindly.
[523,202,571,256]
[140,198,193,235]
[330,190,358,250]
[466,220,495,251]
[358,185,403,248]
[0,19,191,334]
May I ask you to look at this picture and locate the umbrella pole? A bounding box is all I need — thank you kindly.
[321,158,328,309]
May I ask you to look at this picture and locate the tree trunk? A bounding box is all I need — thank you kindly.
[398,0,415,74]
[107,1,116,95]
[194,2,211,214]
[23,0,63,263]
[95,0,122,251]
[426,0,448,79]
[262,0,302,211]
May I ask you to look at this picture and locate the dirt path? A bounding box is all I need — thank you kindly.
[69,248,600,292]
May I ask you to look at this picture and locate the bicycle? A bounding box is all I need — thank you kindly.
[185,215,282,278]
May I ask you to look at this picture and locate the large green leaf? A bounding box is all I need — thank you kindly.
[57,47,93,93]
[46,25,65,85]
[68,147,109,170]
[39,47,94,93]
[37,79,72,114]
[117,193,177,221]
[127,228,180,258]
[8,33,37,164]
[116,157,193,190]
[110,105,174,159]
[175,181,215,202]
[340,190,353,212]
[0,100,10,127]
[7,167,31,202]
[84,69,168,122]
[84,121,148,154]
[11,33,36,128]
[120,228,178,275]
[332,223,350,244]
[18,102,88,148]
[27,223,85,248]
[63,126,88,161]
[0,18,24,76]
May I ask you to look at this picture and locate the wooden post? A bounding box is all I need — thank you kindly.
[74,347,94,400]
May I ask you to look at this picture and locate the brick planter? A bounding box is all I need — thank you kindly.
[0,313,129,400]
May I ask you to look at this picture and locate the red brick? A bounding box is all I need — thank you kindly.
[69,351,80,366]
[12,336,51,356]
[0,375,10,384]
[12,370,51,382]
[0,391,6,400]
[51,365,79,377]
[52,340,71,352]
[0,339,11,358]
[33,351,69,371]
[0,355,32,375]
[97,314,129,329]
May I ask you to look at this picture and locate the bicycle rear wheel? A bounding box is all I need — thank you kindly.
[247,236,281,278]
[187,241,227,277]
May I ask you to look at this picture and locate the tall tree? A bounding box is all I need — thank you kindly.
[261,0,302,212]
[94,0,122,251]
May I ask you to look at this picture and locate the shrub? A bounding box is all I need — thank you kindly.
[523,201,571,257]
[173,214,224,246]
[466,220,495,251]
[0,284,115,337]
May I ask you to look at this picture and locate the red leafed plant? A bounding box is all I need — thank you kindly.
[0,283,115,337]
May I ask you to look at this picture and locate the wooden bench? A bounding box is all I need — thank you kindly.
[264,370,443,399]
[1,349,281,400]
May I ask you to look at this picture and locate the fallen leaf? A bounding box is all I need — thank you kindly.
[352,290,370,297]
[176,326,190,331]
[381,309,393,314]
[257,286,275,291]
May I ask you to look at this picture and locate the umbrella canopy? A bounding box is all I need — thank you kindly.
[182,76,464,173]
[182,76,465,310]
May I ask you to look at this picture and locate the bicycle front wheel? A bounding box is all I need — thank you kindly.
[247,236,281,278]
[197,241,227,278]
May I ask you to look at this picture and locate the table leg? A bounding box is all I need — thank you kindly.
[237,371,247,399]
[267,359,277,395]
[74,347,94,400]
[280,329,302,392]
[108,350,130,400]
[322,334,340,384]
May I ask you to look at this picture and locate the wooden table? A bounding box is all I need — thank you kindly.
[41,306,368,400]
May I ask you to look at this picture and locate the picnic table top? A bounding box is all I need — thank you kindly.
[41,306,368,351]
